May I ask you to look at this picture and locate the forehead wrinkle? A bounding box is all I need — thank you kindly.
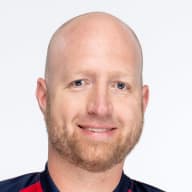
[45,12,143,88]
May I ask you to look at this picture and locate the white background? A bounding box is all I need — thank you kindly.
[0,1,191,191]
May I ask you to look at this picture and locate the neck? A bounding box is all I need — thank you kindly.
[48,146,124,192]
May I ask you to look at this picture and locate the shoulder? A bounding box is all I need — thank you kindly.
[132,179,165,192]
[0,172,40,192]
[123,174,165,192]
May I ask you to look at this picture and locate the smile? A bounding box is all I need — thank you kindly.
[78,124,117,140]
[79,126,115,133]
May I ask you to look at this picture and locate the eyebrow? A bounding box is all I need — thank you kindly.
[68,72,137,84]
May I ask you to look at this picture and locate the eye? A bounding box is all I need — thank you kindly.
[111,81,130,92]
[116,82,126,90]
[69,79,89,89]
[72,79,85,87]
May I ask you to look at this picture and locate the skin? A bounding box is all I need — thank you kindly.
[36,12,149,192]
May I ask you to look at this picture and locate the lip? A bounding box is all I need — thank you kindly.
[78,124,117,140]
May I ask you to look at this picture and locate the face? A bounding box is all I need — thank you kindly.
[37,25,148,172]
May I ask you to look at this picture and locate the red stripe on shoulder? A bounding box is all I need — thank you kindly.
[20,181,43,192]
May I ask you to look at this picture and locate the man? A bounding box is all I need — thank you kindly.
[0,12,164,192]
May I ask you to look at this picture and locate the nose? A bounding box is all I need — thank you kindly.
[87,85,113,117]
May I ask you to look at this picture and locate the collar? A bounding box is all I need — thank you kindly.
[40,165,59,192]
[40,165,132,192]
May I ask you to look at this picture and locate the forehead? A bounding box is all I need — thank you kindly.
[52,49,141,88]
[61,42,139,77]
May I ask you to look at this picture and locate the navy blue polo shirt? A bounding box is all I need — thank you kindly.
[40,166,132,192]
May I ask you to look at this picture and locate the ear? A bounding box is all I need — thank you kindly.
[142,85,149,112]
[36,78,47,114]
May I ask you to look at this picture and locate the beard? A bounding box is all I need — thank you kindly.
[45,98,144,172]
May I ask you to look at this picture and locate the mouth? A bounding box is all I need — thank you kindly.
[78,125,116,133]
[78,124,117,139]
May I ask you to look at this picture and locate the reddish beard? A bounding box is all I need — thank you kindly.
[45,98,144,172]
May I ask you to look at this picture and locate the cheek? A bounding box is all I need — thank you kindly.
[52,92,87,122]
[114,96,142,125]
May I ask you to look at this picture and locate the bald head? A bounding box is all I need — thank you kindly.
[45,12,143,88]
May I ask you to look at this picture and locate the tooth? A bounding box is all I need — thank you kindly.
[87,128,108,132]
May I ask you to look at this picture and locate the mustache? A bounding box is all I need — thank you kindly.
[75,115,119,126]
